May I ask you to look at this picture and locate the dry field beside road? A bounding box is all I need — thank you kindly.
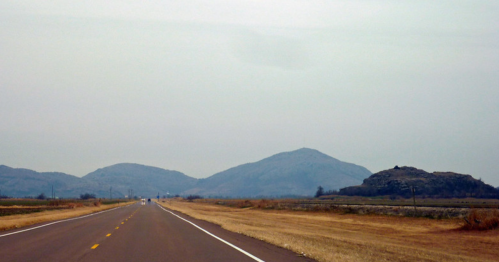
[0,201,135,231]
[157,199,499,262]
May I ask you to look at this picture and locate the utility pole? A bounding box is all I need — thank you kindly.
[411,186,417,216]
[52,185,54,199]
[110,187,112,200]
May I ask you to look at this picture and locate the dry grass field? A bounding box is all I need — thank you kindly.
[0,201,135,231]
[157,199,499,262]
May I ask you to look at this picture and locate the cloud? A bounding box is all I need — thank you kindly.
[0,0,385,28]
[232,29,313,70]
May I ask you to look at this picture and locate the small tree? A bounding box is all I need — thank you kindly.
[36,193,46,200]
[186,195,203,202]
[80,193,96,200]
[315,186,324,198]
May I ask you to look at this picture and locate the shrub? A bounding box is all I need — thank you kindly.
[462,209,499,230]
[80,193,96,200]
[186,195,203,202]
[36,193,46,200]
[257,199,277,209]
[236,200,253,208]
[48,200,68,206]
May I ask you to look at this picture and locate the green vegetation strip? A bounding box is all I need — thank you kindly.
[0,207,67,217]
[0,200,51,206]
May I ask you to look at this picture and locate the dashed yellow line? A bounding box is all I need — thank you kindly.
[89,207,143,251]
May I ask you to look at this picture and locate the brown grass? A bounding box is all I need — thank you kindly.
[0,201,135,231]
[157,199,499,262]
[462,209,499,231]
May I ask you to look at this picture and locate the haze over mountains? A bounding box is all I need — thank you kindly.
[0,148,371,198]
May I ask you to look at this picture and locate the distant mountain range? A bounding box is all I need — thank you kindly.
[0,148,371,198]
[0,165,93,197]
[340,166,499,198]
[185,148,371,197]
[82,164,197,198]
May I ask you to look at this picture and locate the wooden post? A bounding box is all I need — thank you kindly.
[411,186,417,216]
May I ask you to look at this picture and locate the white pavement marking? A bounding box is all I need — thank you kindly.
[0,204,133,238]
[157,204,265,262]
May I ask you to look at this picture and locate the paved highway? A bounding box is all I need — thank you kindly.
[0,202,315,261]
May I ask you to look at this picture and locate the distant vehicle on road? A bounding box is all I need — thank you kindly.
[148,198,151,203]
[141,198,145,205]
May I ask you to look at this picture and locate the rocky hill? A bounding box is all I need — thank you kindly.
[185,148,372,197]
[339,166,498,198]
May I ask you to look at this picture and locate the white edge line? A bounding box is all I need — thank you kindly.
[0,203,132,238]
[157,204,265,262]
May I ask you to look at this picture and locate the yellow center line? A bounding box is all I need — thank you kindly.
[115,227,119,229]
[106,234,111,237]
[91,244,99,249]
[121,222,124,224]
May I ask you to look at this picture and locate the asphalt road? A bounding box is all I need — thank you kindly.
[0,202,315,262]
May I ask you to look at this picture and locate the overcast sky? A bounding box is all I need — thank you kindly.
[1,1,498,186]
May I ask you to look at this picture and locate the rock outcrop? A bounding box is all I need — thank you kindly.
[340,166,498,198]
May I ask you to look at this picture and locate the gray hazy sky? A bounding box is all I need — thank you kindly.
[1,1,498,186]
